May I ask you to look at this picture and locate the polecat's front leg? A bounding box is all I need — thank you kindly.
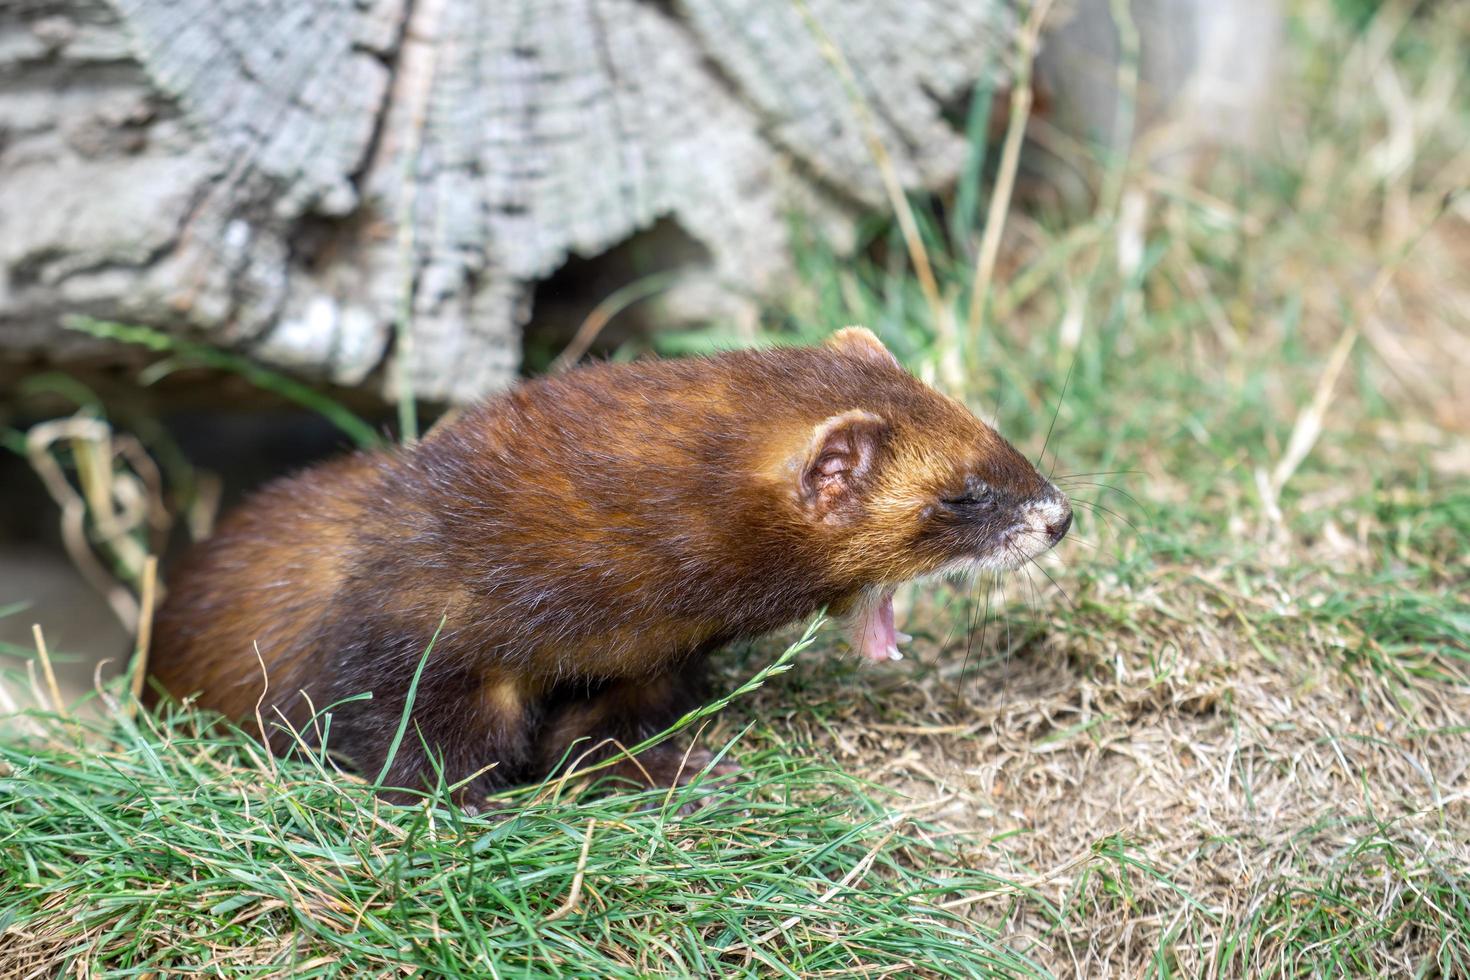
[535,669,736,791]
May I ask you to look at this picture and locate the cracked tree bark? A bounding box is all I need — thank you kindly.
[0,0,1016,403]
[0,1,1280,404]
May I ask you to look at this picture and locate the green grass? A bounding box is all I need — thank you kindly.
[4,0,1470,975]
[0,631,1045,977]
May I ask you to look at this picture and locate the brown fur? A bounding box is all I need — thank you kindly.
[148,329,1066,800]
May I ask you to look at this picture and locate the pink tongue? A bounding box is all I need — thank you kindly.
[848,589,903,662]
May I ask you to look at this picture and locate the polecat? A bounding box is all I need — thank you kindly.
[148,328,1071,800]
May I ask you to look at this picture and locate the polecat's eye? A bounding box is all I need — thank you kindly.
[940,489,992,510]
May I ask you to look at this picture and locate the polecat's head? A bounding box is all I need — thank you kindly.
[770,327,1071,662]
[780,326,1071,588]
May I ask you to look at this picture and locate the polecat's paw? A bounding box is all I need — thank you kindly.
[607,745,741,814]
[660,747,742,816]
[665,746,742,785]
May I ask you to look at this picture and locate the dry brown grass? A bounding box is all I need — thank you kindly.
[738,0,1470,972]
[730,550,1467,974]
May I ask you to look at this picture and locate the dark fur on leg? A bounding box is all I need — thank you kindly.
[537,667,737,797]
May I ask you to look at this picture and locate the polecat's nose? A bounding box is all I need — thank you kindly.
[1029,486,1071,547]
[1046,508,1072,545]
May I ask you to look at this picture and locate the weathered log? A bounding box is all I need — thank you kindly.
[0,0,1016,403]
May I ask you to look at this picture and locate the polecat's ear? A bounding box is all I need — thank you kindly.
[826,326,900,368]
[798,409,889,520]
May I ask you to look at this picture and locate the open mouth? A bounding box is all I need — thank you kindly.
[845,588,909,662]
[845,493,1072,663]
